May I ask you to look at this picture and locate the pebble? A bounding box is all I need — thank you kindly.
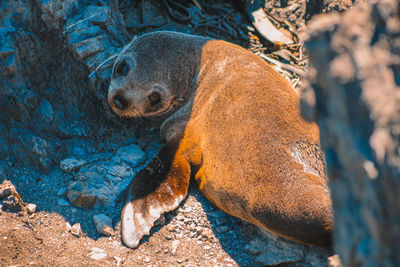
[215,225,229,234]
[154,214,165,226]
[176,215,184,221]
[114,256,122,267]
[71,223,81,236]
[204,245,211,250]
[177,258,184,263]
[202,229,213,240]
[144,257,150,263]
[88,247,107,260]
[60,158,86,173]
[166,224,177,232]
[171,240,180,254]
[66,222,72,232]
[58,198,70,206]
[182,207,192,213]
[165,234,173,240]
[216,217,228,225]
[209,210,226,218]
[26,203,37,213]
[57,188,67,196]
[93,214,113,236]
[195,227,203,235]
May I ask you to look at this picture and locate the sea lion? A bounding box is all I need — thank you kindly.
[108,31,333,248]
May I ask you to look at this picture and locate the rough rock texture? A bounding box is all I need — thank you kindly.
[0,0,353,265]
[0,0,138,171]
[303,0,400,266]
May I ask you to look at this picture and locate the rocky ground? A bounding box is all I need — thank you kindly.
[0,0,377,266]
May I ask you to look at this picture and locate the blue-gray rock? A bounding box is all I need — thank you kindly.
[67,160,134,210]
[38,98,54,122]
[93,214,113,236]
[60,158,87,173]
[116,144,146,168]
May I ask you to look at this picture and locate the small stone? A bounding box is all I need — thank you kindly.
[167,224,177,232]
[215,217,228,225]
[114,256,123,267]
[209,210,226,218]
[60,158,86,173]
[183,218,191,223]
[202,229,213,240]
[144,257,150,263]
[0,180,14,200]
[93,214,113,236]
[2,195,22,212]
[182,207,192,213]
[176,215,184,221]
[26,203,37,214]
[71,223,81,236]
[177,258,184,263]
[204,245,211,250]
[116,144,145,167]
[58,198,70,206]
[73,147,86,156]
[328,255,343,267]
[88,247,107,260]
[165,234,173,240]
[195,227,203,235]
[154,214,165,226]
[171,240,180,254]
[57,188,67,196]
[215,225,229,234]
[66,222,72,232]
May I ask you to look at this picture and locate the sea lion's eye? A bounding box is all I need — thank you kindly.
[148,91,161,106]
[115,60,130,77]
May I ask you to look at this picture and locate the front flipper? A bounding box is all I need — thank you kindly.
[121,137,191,248]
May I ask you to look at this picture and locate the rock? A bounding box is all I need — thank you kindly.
[0,180,14,200]
[57,188,67,196]
[215,225,229,234]
[60,158,86,173]
[93,214,113,236]
[171,240,180,254]
[66,222,72,232]
[2,195,22,212]
[215,217,228,225]
[38,98,54,122]
[304,0,400,265]
[67,160,133,210]
[166,224,177,232]
[26,203,37,214]
[88,247,107,260]
[328,255,343,267]
[154,214,165,226]
[116,144,146,168]
[58,198,70,206]
[71,223,81,237]
[208,210,226,218]
[73,147,86,157]
[204,245,211,250]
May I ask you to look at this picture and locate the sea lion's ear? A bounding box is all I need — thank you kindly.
[120,136,191,248]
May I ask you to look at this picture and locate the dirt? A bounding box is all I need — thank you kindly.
[1,168,254,266]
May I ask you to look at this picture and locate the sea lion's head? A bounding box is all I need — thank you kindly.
[108,31,207,126]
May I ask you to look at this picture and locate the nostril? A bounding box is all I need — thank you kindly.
[113,94,128,110]
[148,91,161,106]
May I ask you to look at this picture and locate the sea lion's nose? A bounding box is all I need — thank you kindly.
[111,93,129,111]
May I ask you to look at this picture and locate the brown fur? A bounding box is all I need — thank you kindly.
[108,31,333,248]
